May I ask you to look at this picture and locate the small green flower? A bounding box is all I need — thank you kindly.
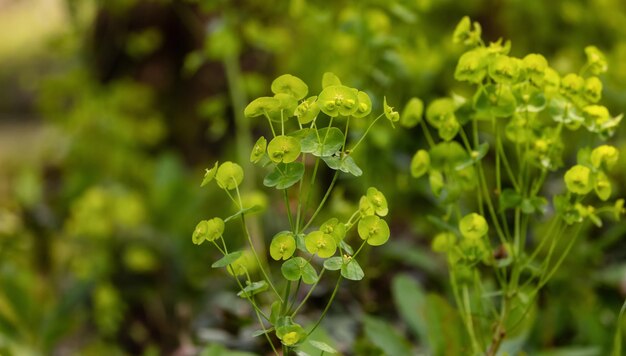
[410,150,430,178]
[452,16,471,44]
[561,73,585,98]
[304,231,337,258]
[320,218,346,244]
[244,96,280,118]
[294,96,320,124]
[318,85,359,117]
[400,97,424,128]
[585,45,608,75]
[543,67,561,96]
[564,164,593,195]
[269,231,297,260]
[353,91,372,118]
[366,187,388,216]
[590,145,619,170]
[201,162,218,187]
[359,196,375,216]
[455,48,488,84]
[594,171,611,201]
[523,53,548,85]
[584,77,603,103]
[431,232,457,253]
[276,324,307,346]
[215,161,244,191]
[383,96,400,124]
[271,74,308,100]
[250,136,267,163]
[488,55,520,84]
[437,115,460,141]
[193,219,223,245]
[358,215,390,246]
[267,135,301,163]
[583,105,611,132]
[459,213,488,240]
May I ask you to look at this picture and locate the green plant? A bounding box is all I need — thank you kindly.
[408,16,625,355]
[193,73,395,354]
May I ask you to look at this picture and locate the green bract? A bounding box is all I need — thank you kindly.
[585,45,608,75]
[294,96,320,124]
[304,231,337,258]
[459,213,488,240]
[432,232,457,253]
[322,72,342,88]
[271,74,308,100]
[244,96,280,118]
[318,85,358,117]
[267,135,301,163]
[319,218,346,244]
[192,217,225,245]
[564,165,593,195]
[400,97,424,128]
[455,48,488,84]
[353,91,372,118]
[543,67,561,96]
[281,257,318,284]
[594,171,611,201]
[410,150,430,178]
[561,73,584,98]
[426,98,455,128]
[366,187,388,216]
[452,16,471,44]
[274,93,298,116]
[358,215,390,246]
[488,55,520,84]
[201,161,218,187]
[437,115,460,141]
[250,136,267,163]
[215,161,244,190]
[277,324,307,346]
[359,196,375,216]
[584,77,603,103]
[590,145,619,170]
[383,96,400,124]
[269,231,296,261]
[523,53,548,85]
[473,84,516,118]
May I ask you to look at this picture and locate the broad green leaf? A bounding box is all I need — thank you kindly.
[271,74,308,100]
[499,189,522,212]
[212,251,243,268]
[300,127,344,157]
[392,275,429,348]
[281,257,318,284]
[215,161,244,190]
[263,162,305,189]
[237,281,268,298]
[341,259,364,280]
[323,257,343,271]
[244,96,280,118]
[269,231,297,260]
[362,316,412,355]
[321,155,362,176]
[309,340,337,354]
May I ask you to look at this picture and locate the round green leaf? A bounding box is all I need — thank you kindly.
[309,340,338,354]
[212,250,243,268]
[341,258,364,280]
[320,218,346,244]
[353,91,372,118]
[358,215,390,246]
[263,162,305,189]
[564,165,593,195]
[250,136,267,163]
[295,96,320,124]
[323,256,343,271]
[304,231,337,258]
[267,135,301,163]
[271,74,308,100]
[269,231,296,260]
[244,97,280,118]
[318,85,358,117]
[410,150,430,178]
[359,196,375,216]
[215,161,244,190]
[237,281,268,298]
[400,97,424,128]
[201,161,218,187]
[367,187,388,217]
[426,98,455,128]
[459,213,488,240]
[281,257,318,284]
[300,127,344,157]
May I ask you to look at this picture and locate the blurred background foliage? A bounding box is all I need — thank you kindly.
[0,0,625,354]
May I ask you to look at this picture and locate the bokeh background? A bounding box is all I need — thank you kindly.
[1,0,626,354]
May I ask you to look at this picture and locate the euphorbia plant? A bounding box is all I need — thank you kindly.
[193,73,395,354]
[407,16,625,355]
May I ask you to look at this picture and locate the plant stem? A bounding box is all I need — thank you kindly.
[350,113,384,153]
[308,275,343,336]
[302,171,339,231]
[291,268,326,317]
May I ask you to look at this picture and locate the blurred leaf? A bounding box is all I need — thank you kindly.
[263,162,305,189]
[362,316,412,355]
[211,251,243,268]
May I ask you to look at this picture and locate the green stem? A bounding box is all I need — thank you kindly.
[284,189,294,231]
[308,275,343,336]
[291,268,326,317]
[350,113,384,153]
[419,119,436,148]
[280,280,292,315]
[302,171,339,231]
